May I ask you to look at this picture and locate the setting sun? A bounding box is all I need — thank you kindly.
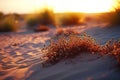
[0,0,115,13]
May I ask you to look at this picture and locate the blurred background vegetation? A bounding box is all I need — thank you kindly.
[26,8,55,27]
[96,0,120,26]
[0,1,120,32]
[0,13,23,32]
[59,13,84,26]
[109,0,120,26]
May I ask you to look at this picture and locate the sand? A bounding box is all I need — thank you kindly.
[0,26,120,80]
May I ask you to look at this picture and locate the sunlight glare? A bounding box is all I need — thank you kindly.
[0,0,115,13]
[47,0,114,13]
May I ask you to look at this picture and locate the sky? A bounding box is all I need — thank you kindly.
[0,0,115,14]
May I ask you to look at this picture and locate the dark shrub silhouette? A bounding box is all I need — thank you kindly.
[60,13,82,26]
[0,15,18,32]
[27,8,55,27]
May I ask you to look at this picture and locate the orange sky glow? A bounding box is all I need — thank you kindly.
[0,0,116,14]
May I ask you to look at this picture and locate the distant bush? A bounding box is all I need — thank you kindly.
[0,15,18,32]
[27,8,55,27]
[60,13,82,26]
[104,1,120,26]
[109,9,120,26]
[0,12,4,20]
[41,33,120,66]
[34,25,50,32]
[27,18,39,27]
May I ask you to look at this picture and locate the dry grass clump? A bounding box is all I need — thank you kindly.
[27,17,39,27]
[107,9,120,26]
[27,8,55,27]
[102,1,120,26]
[0,15,18,32]
[41,33,100,65]
[100,39,120,66]
[99,39,120,55]
[56,28,79,36]
[34,25,50,32]
[41,33,120,66]
[108,40,120,63]
[60,13,82,26]
[55,28,64,35]
[0,12,4,20]
[109,0,120,26]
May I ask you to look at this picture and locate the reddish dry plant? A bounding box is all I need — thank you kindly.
[42,33,100,65]
[34,25,49,32]
[42,33,120,65]
[109,40,120,63]
[101,40,120,55]
[56,28,79,36]
[56,28,64,35]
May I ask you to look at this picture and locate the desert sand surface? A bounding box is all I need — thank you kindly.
[0,25,120,80]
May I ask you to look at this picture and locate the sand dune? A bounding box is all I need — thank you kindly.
[28,54,117,80]
[0,26,120,80]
